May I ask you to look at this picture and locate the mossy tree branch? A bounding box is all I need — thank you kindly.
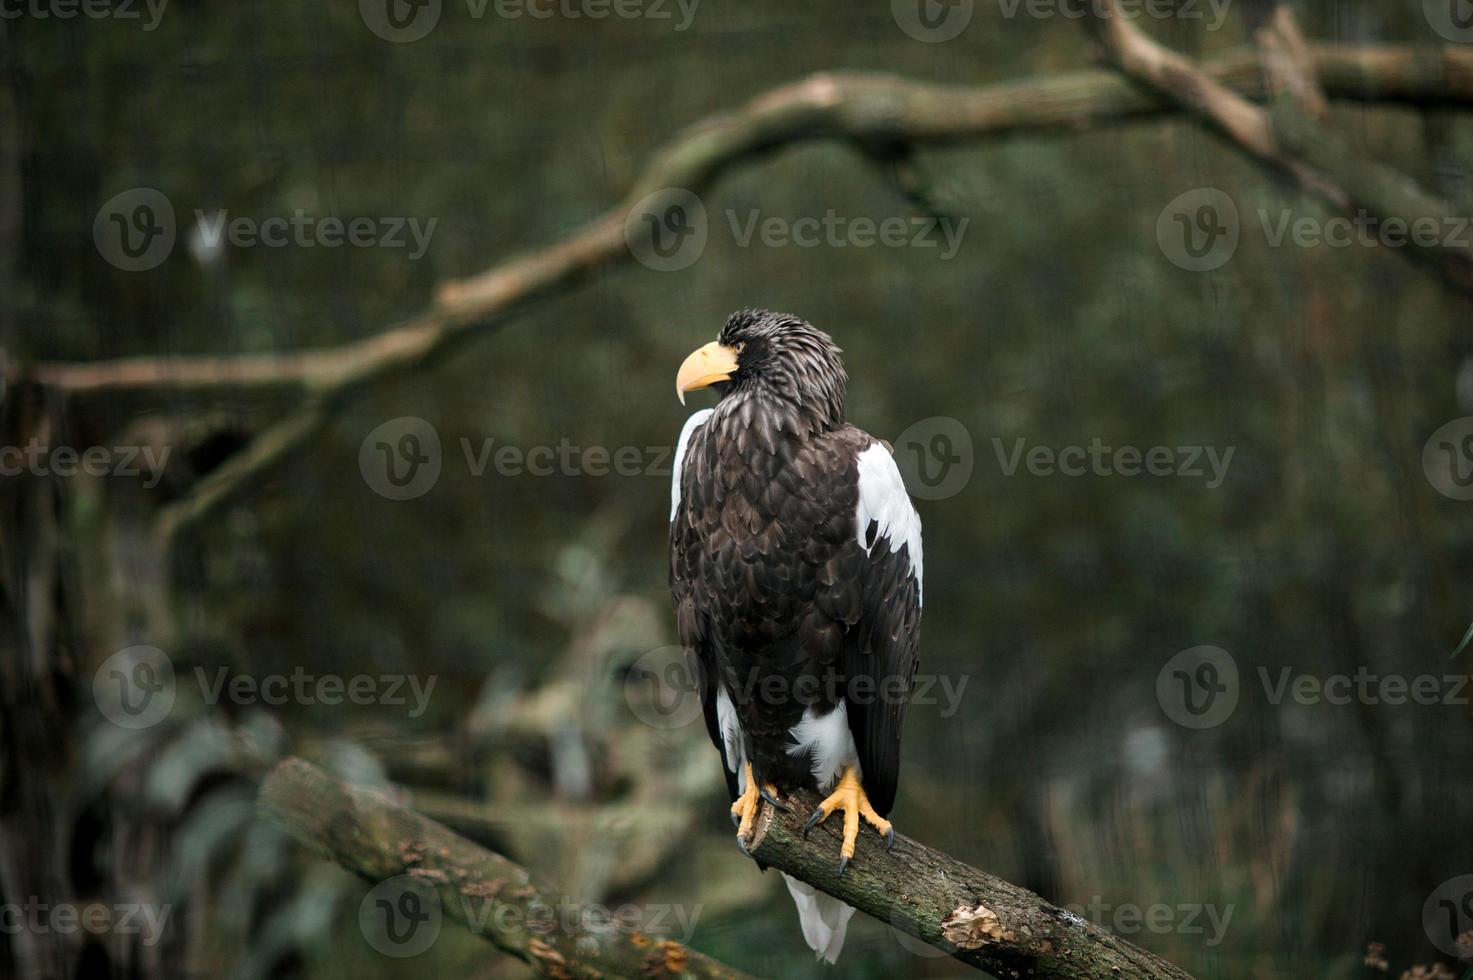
[258,758,754,980]
[8,42,1473,543]
[259,757,1196,979]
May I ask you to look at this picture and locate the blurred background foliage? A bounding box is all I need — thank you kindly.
[4,1,1473,978]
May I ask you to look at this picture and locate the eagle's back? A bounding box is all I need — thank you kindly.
[669,410,922,813]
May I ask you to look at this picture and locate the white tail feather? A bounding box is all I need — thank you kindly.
[781,873,856,963]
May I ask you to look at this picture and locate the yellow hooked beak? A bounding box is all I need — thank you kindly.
[676,341,740,405]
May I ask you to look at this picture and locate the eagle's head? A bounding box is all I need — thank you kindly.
[676,309,847,431]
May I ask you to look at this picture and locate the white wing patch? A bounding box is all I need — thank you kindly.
[670,408,714,521]
[716,686,743,779]
[855,442,924,604]
[786,702,858,792]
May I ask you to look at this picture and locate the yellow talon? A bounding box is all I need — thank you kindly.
[802,767,893,873]
[731,762,781,851]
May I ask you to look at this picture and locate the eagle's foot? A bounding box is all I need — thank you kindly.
[731,762,783,852]
[801,767,892,875]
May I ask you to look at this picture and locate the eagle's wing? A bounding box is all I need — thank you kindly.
[836,437,922,817]
[667,409,741,801]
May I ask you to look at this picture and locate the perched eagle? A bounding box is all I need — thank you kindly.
[668,309,923,963]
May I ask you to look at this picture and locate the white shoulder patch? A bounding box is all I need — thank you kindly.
[670,409,714,521]
[854,442,924,603]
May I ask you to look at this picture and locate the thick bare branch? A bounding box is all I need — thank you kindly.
[748,786,1196,979]
[260,757,1197,979]
[19,44,1473,400]
[10,42,1473,540]
[1085,0,1473,293]
[258,758,753,980]
[1254,4,1329,118]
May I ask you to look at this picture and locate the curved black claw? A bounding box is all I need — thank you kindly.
[836,856,850,877]
[736,834,752,855]
[802,808,825,838]
[759,786,789,812]
[884,826,896,851]
[731,811,742,828]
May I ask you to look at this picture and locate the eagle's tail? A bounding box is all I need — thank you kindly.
[781,872,856,963]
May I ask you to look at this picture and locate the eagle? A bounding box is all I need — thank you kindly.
[668,309,923,963]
